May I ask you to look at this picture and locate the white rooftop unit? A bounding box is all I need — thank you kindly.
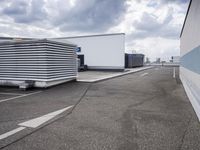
[52,33,125,71]
[0,39,77,88]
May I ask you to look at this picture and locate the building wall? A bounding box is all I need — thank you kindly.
[180,0,200,120]
[53,33,125,70]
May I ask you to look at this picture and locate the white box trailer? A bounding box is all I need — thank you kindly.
[52,33,125,71]
[0,39,77,88]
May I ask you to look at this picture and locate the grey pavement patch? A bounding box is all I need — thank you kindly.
[140,72,149,77]
[0,93,22,96]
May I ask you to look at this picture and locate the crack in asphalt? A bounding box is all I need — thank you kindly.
[178,115,193,150]
[0,83,92,149]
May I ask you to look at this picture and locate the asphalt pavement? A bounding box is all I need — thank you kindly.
[0,67,200,150]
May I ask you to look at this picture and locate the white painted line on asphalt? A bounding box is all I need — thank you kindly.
[173,67,176,78]
[19,105,74,128]
[0,92,23,96]
[0,105,74,141]
[0,91,42,103]
[140,73,149,77]
[0,127,26,140]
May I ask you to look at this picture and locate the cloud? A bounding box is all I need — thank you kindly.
[0,0,190,61]
[160,0,189,4]
[54,0,127,32]
[3,0,28,15]
[1,0,127,32]
[128,8,180,40]
[2,0,47,23]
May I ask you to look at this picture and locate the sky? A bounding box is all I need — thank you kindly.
[0,0,190,61]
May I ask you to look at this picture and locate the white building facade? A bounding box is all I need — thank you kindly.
[180,0,200,120]
[53,33,125,71]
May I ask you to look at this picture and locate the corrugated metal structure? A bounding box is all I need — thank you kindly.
[180,0,200,120]
[125,53,144,68]
[0,39,77,88]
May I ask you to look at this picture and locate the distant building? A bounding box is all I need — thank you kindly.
[156,58,161,63]
[180,0,200,120]
[145,57,150,63]
[171,56,180,63]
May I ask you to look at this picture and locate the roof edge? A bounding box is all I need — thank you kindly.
[54,33,125,39]
[0,38,77,47]
[180,0,193,38]
[0,37,34,40]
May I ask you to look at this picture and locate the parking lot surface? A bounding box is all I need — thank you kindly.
[0,67,200,150]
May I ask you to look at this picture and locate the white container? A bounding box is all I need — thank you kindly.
[52,33,125,71]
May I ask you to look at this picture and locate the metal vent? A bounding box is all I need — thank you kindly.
[0,39,77,83]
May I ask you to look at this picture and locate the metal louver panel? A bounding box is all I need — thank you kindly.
[0,39,77,82]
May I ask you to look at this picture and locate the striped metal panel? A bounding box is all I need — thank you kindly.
[0,39,77,82]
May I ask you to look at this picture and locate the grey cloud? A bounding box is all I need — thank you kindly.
[1,0,127,33]
[134,9,173,31]
[55,0,127,32]
[28,0,47,22]
[158,0,190,8]
[0,0,10,3]
[3,0,28,15]
[147,0,189,8]
[128,9,180,40]
[2,0,47,23]
[161,0,189,3]
[0,0,186,37]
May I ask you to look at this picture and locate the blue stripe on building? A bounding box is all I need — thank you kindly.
[181,45,200,74]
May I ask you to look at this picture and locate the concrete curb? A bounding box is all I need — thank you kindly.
[77,66,154,83]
